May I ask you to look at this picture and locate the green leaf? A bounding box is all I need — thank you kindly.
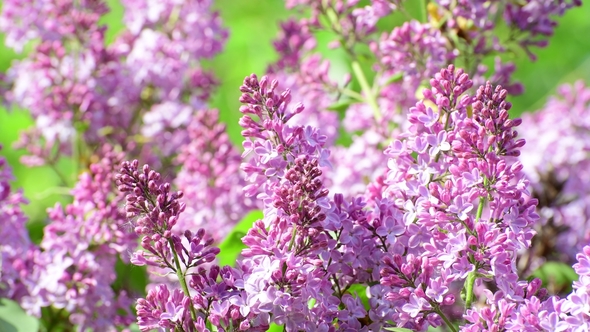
[218,210,263,266]
[531,261,578,294]
[326,99,355,112]
[347,284,370,309]
[267,323,283,331]
[0,298,39,332]
[113,256,148,296]
[384,328,414,332]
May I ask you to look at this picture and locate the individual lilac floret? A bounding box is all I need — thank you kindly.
[518,81,590,267]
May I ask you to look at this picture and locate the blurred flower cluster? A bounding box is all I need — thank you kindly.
[0,0,589,331]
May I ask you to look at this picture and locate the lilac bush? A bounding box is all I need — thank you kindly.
[0,0,589,331]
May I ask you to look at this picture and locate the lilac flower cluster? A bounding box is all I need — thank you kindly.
[27,149,136,329]
[0,146,138,329]
[461,244,590,331]
[112,67,590,331]
[432,0,582,60]
[0,146,37,304]
[117,160,260,331]
[1,0,589,330]
[1,0,226,170]
[518,81,590,267]
[175,109,255,242]
[264,0,579,201]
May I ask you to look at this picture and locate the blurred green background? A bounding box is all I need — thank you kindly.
[0,0,589,241]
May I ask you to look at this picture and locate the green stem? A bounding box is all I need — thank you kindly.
[168,238,198,321]
[434,306,458,332]
[464,271,476,310]
[351,61,381,121]
[474,177,488,223]
[475,196,485,223]
[288,227,297,251]
[419,0,428,23]
[465,177,487,311]
[47,160,70,187]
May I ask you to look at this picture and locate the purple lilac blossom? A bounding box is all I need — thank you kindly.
[25,149,136,329]
[114,69,589,331]
[175,108,255,242]
[463,245,590,331]
[518,81,590,267]
[372,65,537,329]
[431,0,581,60]
[274,0,534,200]
[237,73,373,330]
[0,0,108,52]
[117,160,262,331]
[1,0,226,169]
[0,147,38,305]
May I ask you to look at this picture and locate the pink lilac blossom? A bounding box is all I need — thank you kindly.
[518,81,590,266]
[26,149,136,329]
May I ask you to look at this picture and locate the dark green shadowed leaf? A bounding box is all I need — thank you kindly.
[218,210,263,267]
[531,261,578,294]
